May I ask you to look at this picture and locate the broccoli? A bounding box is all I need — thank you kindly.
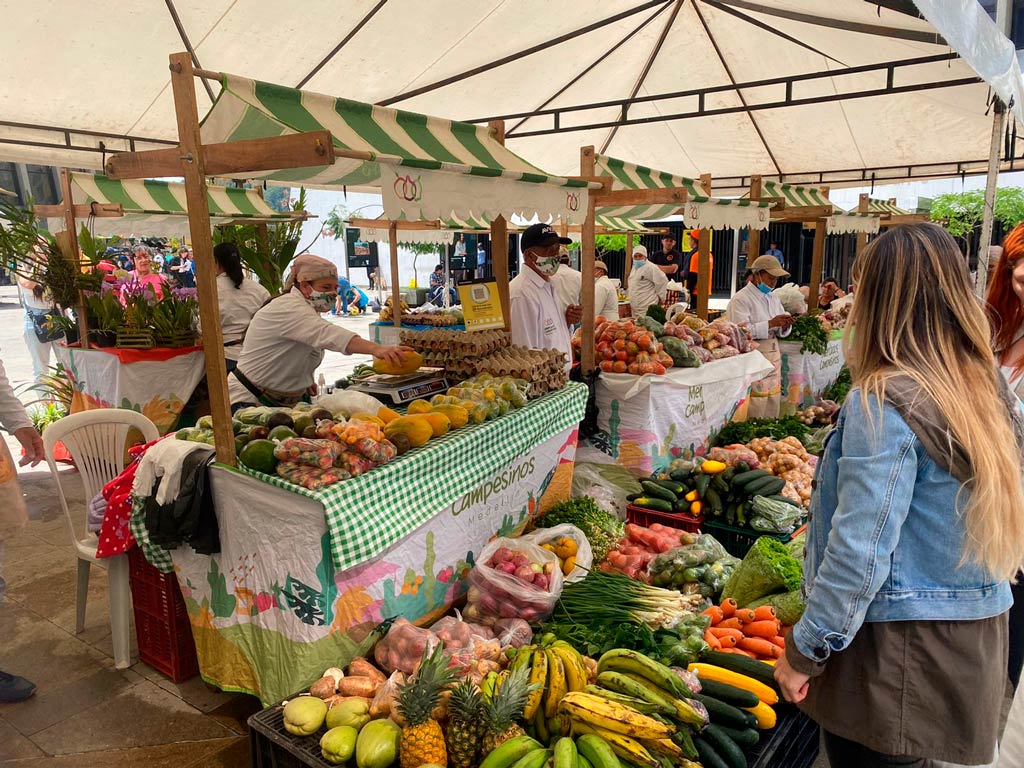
[747,590,806,625]
[720,537,803,608]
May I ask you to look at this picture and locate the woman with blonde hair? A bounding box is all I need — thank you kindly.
[774,223,1024,767]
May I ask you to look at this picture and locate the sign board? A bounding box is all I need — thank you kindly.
[346,228,379,269]
[458,281,505,331]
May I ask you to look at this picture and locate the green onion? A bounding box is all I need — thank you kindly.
[552,570,703,630]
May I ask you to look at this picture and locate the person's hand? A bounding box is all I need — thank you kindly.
[769,314,793,330]
[14,426,44,467]
[565,304,583,325]
[307,383,318,397]
[374,344,415,366]
[773,651,810,703]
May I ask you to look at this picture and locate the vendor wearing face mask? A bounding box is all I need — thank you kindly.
[727,255,794,418]
[628,245,669,318]
[509,223,577,372]
[228,254,410,408]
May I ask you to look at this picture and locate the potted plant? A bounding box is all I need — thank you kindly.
[150,285,198,347]
[116,283,155,348]
[84,286,125,347]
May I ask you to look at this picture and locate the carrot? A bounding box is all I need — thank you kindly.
[702,606,725,626]
[717,647,757,658]
[751,605,777,622]
[743,620,782,638]
[718,634,739,648]
[720,598,738,617]
[709,627,744,641]
[769,636,787,650]
[737,637,778,658]
[769,645,783,659]
[703,629,722,650]
[734,608,756,623]
[717,617,744,631]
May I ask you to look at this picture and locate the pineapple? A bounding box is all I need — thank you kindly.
[481,665,531,756]
[396,644,456,768]
[445,678,485,768]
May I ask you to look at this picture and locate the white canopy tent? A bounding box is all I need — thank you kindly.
[1,1,1021,194]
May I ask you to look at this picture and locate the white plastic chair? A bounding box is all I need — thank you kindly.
[43,409,159,669]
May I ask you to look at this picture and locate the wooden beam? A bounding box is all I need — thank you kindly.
[580,145,597,374]
[696,174,712,320]
[808,218,827,310]
[388,222,402,328]
[747,175,763,259]
[105,130,336,180]
[491,216,510,332]
[593,187,687,207]
[348,218,441,231]
[770,204,832,222]
[34,202,124,219]
[624,232,634,289]
[169,52,235,466]
[854,192,870,258]
[57,169,90,349]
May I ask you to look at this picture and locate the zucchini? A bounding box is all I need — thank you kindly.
[716,726,759,749]
[704,487,723,514]
[632,496,673,513]
[651,478,686,496]
[692,694,751,729]
[693,737,730,768]
[703,725,748,768]
[698,679,759,708]
[626,492,642,502]
[711,473,730,494]
[669,469,692,483]
[641,480,677,502]
[744,476,786,496]
[695,473,712,496]
[703,651,781,693]
[765,494,802,507]
[731,469,771,488]
[673,499,690,513]
[734,461,750,473]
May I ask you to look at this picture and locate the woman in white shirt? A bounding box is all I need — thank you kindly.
[213,243,270,362]
[628,245,668,318]
[228,254,409,408]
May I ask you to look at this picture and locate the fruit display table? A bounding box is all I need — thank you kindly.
[53,343,206,434]
[137,383,588,704]
[779,330,844,412]
[590,352,773,475]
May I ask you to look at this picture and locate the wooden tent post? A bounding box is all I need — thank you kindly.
[747,175,763,261]
[388,222,402,327]
[624,232,634,289]
[696,173,712,320]
[169,52,236,465]
[489,121,511,331]
[57,168,90,349]
[580,146,597,374]
[806,186,831,310]
[854,192,870,260]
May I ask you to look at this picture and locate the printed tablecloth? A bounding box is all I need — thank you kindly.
[53,344,205,434]
[593,352,773,475]
[779,332,845,412]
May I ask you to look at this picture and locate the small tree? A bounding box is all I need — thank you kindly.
[931,187,1024,255]
[594,234,627,257]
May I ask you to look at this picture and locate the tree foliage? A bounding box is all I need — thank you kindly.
[931,187,1024,238]
[594,234,627,256]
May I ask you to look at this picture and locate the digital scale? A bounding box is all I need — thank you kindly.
[346,367,449,405]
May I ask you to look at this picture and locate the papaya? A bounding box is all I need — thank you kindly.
[350,412,385,427]
[371,351,423,376]
[432,404,469,429]
[420,412,451,438]
[405,399,433,415]
[383,415,433,448]
[376,406,401,424]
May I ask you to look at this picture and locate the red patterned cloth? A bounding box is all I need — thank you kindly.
[95,437,166,558]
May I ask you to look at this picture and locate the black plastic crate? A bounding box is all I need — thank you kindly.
[248,695,336,768]
[703,519,807,559]
[750,704,820,768]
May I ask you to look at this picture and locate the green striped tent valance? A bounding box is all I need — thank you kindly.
[595,214,653,233]
[759,180,832,209]
[869,198,912,216]
[593,154,770,230]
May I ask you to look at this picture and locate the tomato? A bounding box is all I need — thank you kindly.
[612,360,627,373]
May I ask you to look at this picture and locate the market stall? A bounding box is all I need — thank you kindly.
[779,330,845,413]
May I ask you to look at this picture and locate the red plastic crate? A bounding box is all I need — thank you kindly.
[627,503,704,533]
[128,547,199,683]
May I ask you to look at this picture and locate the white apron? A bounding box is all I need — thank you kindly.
[747,337,782,420]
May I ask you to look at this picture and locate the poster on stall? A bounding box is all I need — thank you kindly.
[593,352,773,475]
[458,281,504,330]
[780,333,845,411]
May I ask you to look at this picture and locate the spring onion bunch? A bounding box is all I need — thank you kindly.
[552,570,704,630]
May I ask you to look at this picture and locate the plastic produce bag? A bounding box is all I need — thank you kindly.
[430,610,494,650]
[463,537,564,626]
[648,535,739,599]
[369,670,405,718]
[492,618,534,648]
[750,496,804,533]
[571,461,642,519]
[520,524,594,582]
[373,618,439,674]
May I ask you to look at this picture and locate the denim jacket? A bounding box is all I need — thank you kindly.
[792,388,1012,665]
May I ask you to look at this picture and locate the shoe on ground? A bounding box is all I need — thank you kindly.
[0,670,37,702]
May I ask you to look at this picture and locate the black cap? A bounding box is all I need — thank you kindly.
[521,223,572,252]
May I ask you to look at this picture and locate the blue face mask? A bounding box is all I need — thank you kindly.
[632,259,645,269]
[757,282,772,295]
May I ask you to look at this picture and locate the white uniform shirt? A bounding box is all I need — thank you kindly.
[0,357,31,433]
[628,261,668,317]
[229,288,358,404]
[726,282,793,340]
[216,273,270,360]
[549,265,582,312]
[594,275,619,319]
[509,267,572,372]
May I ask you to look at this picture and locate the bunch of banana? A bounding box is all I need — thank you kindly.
[510,639,590,723]
[595,649,707,730]
[478,734,546,768]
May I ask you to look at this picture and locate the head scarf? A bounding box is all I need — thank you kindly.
[633,244,648,258]
[284,254,337,291]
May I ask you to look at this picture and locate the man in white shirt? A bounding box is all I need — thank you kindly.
[593,261,620,319]
[509,223,577,372]
[628,245,668,318]
[727,255,794,418]
[549,248,582,313]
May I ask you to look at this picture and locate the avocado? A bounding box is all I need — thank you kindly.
[302,425,318,439]
[248,425,270,441]
[266,411,294,430]
[268,425,298,442]
[309,407,332,423]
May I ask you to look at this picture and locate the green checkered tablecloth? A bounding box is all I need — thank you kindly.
[131,496,175,573]
[235,382,587,570]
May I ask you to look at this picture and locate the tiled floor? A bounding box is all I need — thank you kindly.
[0,464,261,767]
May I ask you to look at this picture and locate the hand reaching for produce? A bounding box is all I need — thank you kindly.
[374,344,416,368]
[768,314,793,330]
[772,651,809,703]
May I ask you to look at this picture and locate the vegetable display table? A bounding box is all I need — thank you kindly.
[779,330,844,412]
[591,352,773,475]
[53,343,206,434]
[137,384,587,704]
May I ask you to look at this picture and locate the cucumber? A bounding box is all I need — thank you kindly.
[711,473,730,494]
[765,494,803,507]
[744,476,786,496]
[704,487,723,514]
[735,461,750,473]
[669,469,692,483]
[697,679,760,708]
[641,480,677,502]
[695,473,712,496]
[731,469,772,488]
[632,496,673,513]
[716,726,760,749]
[692,694,751,729]
[673,499,690,513]
[651,478,686,497]
[626,492,642,502]
[693,737,731,768]
[703,651,781,693]
[703,725,748,768]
